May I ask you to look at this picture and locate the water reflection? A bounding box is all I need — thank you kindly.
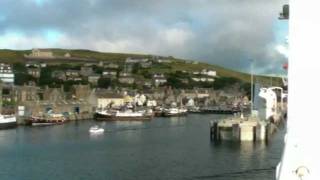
[168,116,186,126]
[89,132,104,140]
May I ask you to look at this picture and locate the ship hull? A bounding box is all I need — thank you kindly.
[94,113,153,121]
[163,112,187,117]
[0,121,17,129]
[25,119,66,126]
[199,109,240,114]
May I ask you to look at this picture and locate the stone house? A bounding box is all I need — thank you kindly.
[13,85,40,103]
[43,86,65,101]
[71,84,91,100]
[29,49,53,58]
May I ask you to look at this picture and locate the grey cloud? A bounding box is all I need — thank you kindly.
[0,0,288,75]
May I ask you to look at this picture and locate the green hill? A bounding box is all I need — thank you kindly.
[0,49,282,86]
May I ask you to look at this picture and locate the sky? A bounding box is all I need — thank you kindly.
[0,0,288,75]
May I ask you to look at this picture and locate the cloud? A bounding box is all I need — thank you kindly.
[0,0,288,75]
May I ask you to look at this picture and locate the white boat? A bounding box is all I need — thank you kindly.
[89,125,104,134]
[0,114,17,129]
[163,107,188,117]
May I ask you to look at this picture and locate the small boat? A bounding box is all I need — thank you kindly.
[25,113,67,126]
[163,107,188,117]
[89,125,104,134]
[0,114,17,129]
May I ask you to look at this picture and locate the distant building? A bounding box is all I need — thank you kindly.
[52,70,66,81]
[64,53,71,58]
[152,73,165,78]
[65,70,80,77]
[13,84,40,103]
[72,84,91,100]
[119,73,135,84]
[25,61,40,68]
[27,67,41,78]
[88,74,101,85]
[153,77,167,87]
[43,86,65,101]
[140,61,152,68]
[65,70,82,81]
[29,49,53,58]
[96,93,125,108]
[156,59,172,63]
[102,70,117,79]
[104,63,119,69]
[40,63,47,68]
[102,70,117,76]
[201,69,217,77]
[125,57,149,64]
[192,77,214,82]
[80,66,93,77]
[0,63,14,84]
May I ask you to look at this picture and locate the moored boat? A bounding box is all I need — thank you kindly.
[0,114,17,129]
[163,107,188,117]
[95,109,154,121]
[25,113,67,126]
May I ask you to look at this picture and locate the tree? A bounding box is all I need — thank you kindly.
[97,78,112,88]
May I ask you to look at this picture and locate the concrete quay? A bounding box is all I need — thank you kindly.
[210,117,277,142]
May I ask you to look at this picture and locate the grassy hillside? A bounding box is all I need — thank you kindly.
[0,49,282,86]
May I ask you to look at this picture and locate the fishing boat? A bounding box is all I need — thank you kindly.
[163,107,188,117]
[25,113,67,126]
[95,109,153,121]
[0,114,17,129]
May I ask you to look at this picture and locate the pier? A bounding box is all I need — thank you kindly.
[210,117,277,142]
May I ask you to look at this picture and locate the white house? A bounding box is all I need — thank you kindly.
[0,64,14,84]
[201,69,217,77]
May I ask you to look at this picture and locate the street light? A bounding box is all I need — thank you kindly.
[250,59,254,116]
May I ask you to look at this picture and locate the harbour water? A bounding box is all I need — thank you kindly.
[0,114,284,180]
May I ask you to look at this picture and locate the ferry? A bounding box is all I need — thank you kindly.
[0,114,17,129]
[25,113,67,126]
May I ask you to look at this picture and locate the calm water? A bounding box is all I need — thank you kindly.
[0,114,284,180]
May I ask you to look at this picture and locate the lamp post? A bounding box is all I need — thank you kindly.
[250,59,254,116]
